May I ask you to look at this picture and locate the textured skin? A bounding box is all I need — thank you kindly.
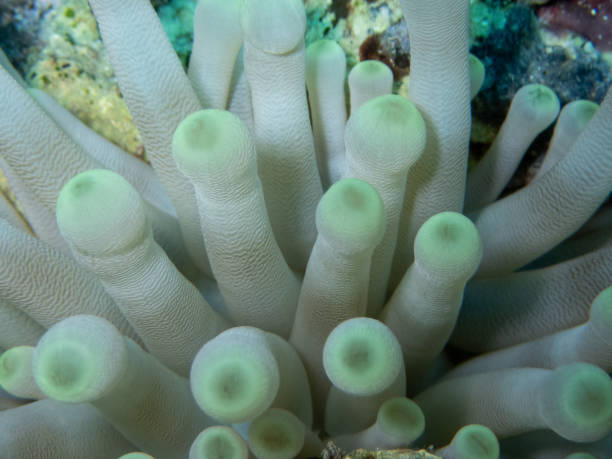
[453,245,612,352]
[305,40,347,188]
[188,0,243,109]
[0,219,136,339]
[0,193,29,234]
[465,85,560,211]
[290,179,384,419]
[473,87,612,277]
[392,0,472,289]
[28,90,191,268]
[344,95,426,315]
[535,100,599,180]
[381,212,482,389]
[263,332,313,428]
[88,0,211,274]
[181,130,301,337]
[227,53,254,131]
[0,399,135,458]
[415,365,612,445]
[244,39,322,272]
[446,289,612,378]
[382,265,471,388]
[348,61,394,115]
[0,71,183,264]
[92,339,211,459]
[0,300,44,349]
[500,430,612,458]
[526,205,612,268]
[1,0,611,454]
[29,88,175,216]
[70,229,229,376]
[0,65,98,248]
[333,398,425,451]
[325,368,406,438]
[290,238,375,417]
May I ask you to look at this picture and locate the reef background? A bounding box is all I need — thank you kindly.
[1,0,610,191]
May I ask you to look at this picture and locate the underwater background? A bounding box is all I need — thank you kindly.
[1,0,611,187]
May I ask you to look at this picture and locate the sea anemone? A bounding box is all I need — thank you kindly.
[0,0,611,458]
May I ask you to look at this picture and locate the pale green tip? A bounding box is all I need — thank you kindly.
[348,94,426,165]
[0,346,34,394]
[32,315,128,403]
[306,39,346,82]
[377,397,425,444]
[414,211,483,282]
[56,169,147,256]
[248,408,305,459]
[566,453,597,459]
[241,0,305,54]
[350,60,392,80]
[316,178,385,255]
[118,453,155,459]
[190,328,280,423]
[189,426,249,459]
[542,363,612,442]
[561,100,599,131]
[449,424,499,459]
[323,318,402,396]
[173,109,252,186]
[512,84,560,128]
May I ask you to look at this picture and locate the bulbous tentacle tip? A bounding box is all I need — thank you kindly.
[323,317,402,396]
[56,169,147,256]
[541,362,612,443]
[241,0,306,54]
[32,315,128,404]
[316,178,385,255]
[190,327,280,424]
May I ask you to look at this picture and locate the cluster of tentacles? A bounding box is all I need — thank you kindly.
[0,0,611,458]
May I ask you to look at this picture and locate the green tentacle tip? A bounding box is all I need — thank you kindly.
[316,178,385,254]
[414,211,482,279]
[248,408,305,459]
[0,346,33,390]
[174,110,243,161]
[195,359,272,422]
[241,0,306,54]
[450,424,499,459]
[118,453,155,459]
[189,426,248,459]
[323,317,402,396]
[352,60,390,77]
[32,315,128,404]
[190,332,280,424]
[547,363,612,442]
[34,340,96,402]
[56,169,146,255]
[378,397,425,443]
[515,84,560,124]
